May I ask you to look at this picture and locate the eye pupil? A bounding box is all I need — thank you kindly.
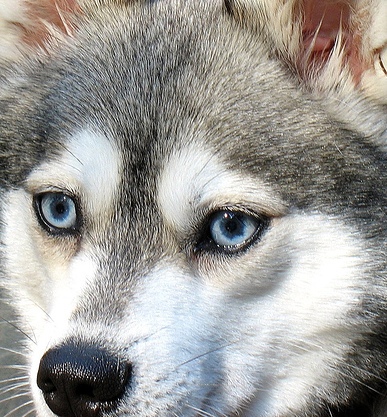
[55,203,66,215]
[224,214,237,233]
[219,213,243,238]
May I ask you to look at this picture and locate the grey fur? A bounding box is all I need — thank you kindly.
[1,1,387,416]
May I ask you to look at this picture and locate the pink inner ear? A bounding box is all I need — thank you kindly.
[303,0,351,53]
[22,0,79,48]
[302,0,364,81]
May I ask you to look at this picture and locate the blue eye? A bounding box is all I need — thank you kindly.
[36,193,79,233]
[200,210,267,253]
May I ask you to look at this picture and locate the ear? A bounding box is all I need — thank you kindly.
[225,0,387,104]
[0,0,79,60]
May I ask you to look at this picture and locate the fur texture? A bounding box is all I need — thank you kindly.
[0,1,387,417]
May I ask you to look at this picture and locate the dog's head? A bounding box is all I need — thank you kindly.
[1,1,387,417]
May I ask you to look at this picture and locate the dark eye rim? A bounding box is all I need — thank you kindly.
[194,208,270,255]
[33,192,82,236]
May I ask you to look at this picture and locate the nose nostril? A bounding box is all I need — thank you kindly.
[37,342,132,417]
[40,378,57,394]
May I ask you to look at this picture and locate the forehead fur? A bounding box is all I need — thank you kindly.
[0,0,386,226]
[157,141,286,233]
[26,129,122,216]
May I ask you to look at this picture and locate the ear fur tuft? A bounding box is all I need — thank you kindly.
[0,0,78,60]
[226,0,387,104]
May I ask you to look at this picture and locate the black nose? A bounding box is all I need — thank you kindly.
[37,342,131,417]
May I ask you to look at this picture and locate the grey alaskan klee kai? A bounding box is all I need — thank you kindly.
[0,0,387,416]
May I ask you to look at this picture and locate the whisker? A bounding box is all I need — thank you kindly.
[20,408,35,417]
[3,400,34,417]
[29,299,54,325]
[174,339,240,371]
[334,367,384,396]
[186,404,216,417]
[0,317,36,345]
[54,1,73,37]
[199,401,229,417]
[0,391,31,405]
[56,142,84,168]
[0,347,29,357]
[289,338,387,387]
[0,382,30,396]
[0,375,29,387]
[341,361,387,386]
[21,409,35,417]
[183,389,230,417]
[1,365,29,371]
[174,382,230,417]
[130,325,172,346]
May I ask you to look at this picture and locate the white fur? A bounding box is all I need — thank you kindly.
[2,129,122,415]
[22,213,366,416]
[157,142,367,415]
[3,189,100,413]
[27,252,99,414]
[0,0,28,60]
[3,136,369,417]
[1,1,385,416]
[27,129,122,218]
[3,128,121,352]
[158,142,286,233]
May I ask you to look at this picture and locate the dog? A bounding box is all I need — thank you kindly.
[1,0,387,416]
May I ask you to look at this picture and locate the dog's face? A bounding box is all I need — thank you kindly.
[1,1,387,417]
